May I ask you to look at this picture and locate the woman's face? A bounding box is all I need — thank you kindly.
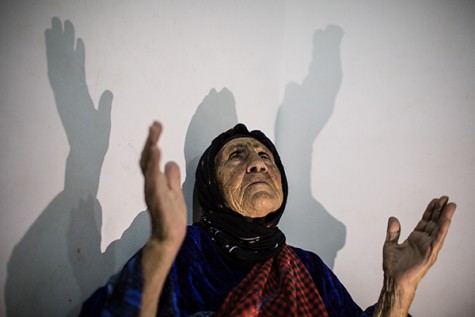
[214,137,284,218]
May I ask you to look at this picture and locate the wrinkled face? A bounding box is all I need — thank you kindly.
[214,137,284,218]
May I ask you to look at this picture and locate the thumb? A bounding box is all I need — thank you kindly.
[385,216,401,244]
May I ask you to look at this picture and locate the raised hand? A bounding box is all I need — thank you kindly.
[139,122,187,317]
[375,196,456,316]
[140,122,187,247]
[383,196,456,287]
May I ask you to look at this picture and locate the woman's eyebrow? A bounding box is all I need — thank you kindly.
[229,144,246,151]
[224,142,268,154]
[252,143,268,152]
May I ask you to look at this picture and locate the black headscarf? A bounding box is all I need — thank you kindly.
[196,123,288,264]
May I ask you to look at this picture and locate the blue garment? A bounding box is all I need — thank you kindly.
[80,225,375,316]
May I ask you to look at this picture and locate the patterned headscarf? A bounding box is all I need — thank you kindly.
[196,123,288,264]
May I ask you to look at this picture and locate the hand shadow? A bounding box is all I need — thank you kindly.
[275,25,346,268]
[182,88,238,223]
[4,17,148,317]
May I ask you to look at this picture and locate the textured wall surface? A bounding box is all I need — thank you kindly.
[1,1,474,316]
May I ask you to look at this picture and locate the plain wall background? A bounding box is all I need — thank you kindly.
[1,1,474,316]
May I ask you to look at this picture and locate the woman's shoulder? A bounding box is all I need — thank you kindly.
[288,245,340,289]
[181,224,213,251]
[176,224,251,280]
[289,245,328,270]
[174,224,222,265]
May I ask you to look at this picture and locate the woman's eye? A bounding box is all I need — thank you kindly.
[229,151,240,160]
[259,152,270,160]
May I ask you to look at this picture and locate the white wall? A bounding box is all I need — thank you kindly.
[1,1,473,316]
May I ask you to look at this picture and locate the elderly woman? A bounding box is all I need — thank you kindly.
[81,122,456,317]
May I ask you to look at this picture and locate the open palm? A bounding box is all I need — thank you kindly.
[382,196,456,289]
[45,17,112,158]
[140,122,187,246]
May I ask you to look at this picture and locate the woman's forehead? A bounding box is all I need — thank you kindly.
[220,137,269,153]
[214,137,273,165]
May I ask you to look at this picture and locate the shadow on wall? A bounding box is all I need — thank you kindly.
[182,88,238,223]
[5,18,149,317]
[5,18,346,316]
[184,25,347,268]
[275,25,346,268]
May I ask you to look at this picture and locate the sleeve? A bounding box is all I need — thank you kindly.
[361,305,376,316]
[79,250,144,317]
[360,305,413,317]
[293,247,414,317]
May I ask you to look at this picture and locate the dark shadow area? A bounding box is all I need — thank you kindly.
[183,88,238,223]
[275,25,346,268]
[5,18,149,317]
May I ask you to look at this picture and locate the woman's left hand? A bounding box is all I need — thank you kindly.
[383,196,456,289]
[374,196,456,316]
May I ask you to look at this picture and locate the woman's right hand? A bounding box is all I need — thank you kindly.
[140,122,187,250]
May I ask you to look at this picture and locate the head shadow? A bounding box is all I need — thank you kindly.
[182,87,238,223]
[275,25,346,268]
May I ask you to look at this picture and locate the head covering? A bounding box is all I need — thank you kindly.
[196,123,288,264]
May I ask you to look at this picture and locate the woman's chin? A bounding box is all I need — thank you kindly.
[244,199,279,218]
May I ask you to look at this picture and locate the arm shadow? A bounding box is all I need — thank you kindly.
[275,25,346,269]
[5,17,149,317]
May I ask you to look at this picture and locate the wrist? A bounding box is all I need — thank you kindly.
[149,225,186,250]
[143,236,182,257]
[140,239,181,295]
[374,275,416,317]
[140,240,180,317]
[142,238,181,269]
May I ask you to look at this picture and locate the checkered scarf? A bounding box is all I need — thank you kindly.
[214,244,329,317]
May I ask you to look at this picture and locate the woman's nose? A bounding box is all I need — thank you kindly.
[246,152,268,173]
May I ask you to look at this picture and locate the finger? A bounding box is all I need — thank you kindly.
[422,198,439,222]
[51,17,62,35]
[433,202,456,246]
[144,143,163,184]
[148,144,161,179]
[414,197,440,232]
[431,196,448,223]
[426,221,437,235]
[385,216,401,244]
[45,17,62,57]
[143,145,164,206]
[76,38,86,80]
[98,90,113,124]
[140,122,162,173]
[46,17,60,41]
[414,218,427,231]
[440,201,456,223]
[140,126,154,172]
[97,90,113,142]
[64,20,75,51]
[141,138,159,175]
[165,161,182,192]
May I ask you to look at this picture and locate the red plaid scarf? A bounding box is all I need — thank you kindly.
[214,244,329,317]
